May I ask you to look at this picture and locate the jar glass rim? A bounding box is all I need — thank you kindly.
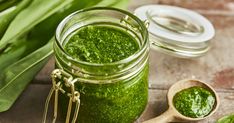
[55,7,148,67]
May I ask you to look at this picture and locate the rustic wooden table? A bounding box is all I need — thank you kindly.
[0,0,234,123]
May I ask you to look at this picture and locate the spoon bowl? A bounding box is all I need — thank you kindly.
[143,79,220,123]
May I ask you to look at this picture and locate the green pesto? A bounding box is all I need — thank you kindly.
[64,25,139,63]
[60,25,148,123]
[60,65,148,123]
[217,114,234,123]
[173,86,215,118]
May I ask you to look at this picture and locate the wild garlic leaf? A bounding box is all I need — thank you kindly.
[0,0,103,76]
[26,0,102,43]
[95,0,129,8]
[0,0,20,12]
[0,0,31,39]
[0,40,53,112]
[0,36,47,70]
[0,0,73,48]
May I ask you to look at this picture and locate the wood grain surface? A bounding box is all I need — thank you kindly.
[0,0,234,123]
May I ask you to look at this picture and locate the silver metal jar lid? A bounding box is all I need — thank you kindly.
[134,5,215,58]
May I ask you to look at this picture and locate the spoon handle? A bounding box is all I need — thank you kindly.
[143,108,175,123]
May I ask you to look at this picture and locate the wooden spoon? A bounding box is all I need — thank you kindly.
[143,79,220,123]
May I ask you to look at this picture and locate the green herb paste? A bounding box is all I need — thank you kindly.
[64,25,139,63]
[61,25,148,123]
[217,114,234,123]
[173,86,215,118]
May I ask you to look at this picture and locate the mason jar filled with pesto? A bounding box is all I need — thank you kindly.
[52,7,149,123]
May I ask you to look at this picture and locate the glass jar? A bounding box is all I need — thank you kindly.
[134,5,215,58]
[51,7,149,123]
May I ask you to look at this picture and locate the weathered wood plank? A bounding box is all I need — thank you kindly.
[0,85,64,123]
[0,85,51,123]
[128,0,234,14]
